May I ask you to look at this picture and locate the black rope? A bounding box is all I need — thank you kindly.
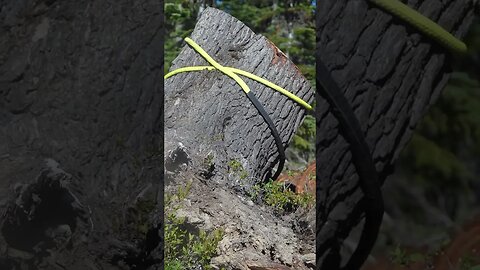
[316,59,384,269]
[246,91,285,180]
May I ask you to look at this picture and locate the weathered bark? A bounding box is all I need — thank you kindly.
[165,7,314,187]
[316,0,475,268]
[0,1,163,269]
[164,7,315,269]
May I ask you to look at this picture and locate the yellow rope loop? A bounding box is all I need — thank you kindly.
[165,37,313,111]
[183,37,252,94]
[164,66,215,80]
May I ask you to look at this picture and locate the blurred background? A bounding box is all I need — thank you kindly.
[365,16,480,270]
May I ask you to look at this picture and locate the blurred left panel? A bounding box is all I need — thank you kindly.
[0,1,165,269]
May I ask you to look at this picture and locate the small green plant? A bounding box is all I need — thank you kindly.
[205,153,214,167]
[188,229,224,267]
[227,159,243,172]
[460,254,480,270]
[228,159,248,179]
[165,260,184,270]
[248,184,262,201]
[165,181,224,270]
[212,133,224,141]
[176,181,192,201]
[239,170,248,180]
[252,179,314,213]
[390,246,426,267]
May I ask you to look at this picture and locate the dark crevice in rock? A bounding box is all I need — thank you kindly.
[165,145,192,173]
[110,225,162,270]
[2,172,80,254]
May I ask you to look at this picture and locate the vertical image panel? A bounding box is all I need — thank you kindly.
[0,1,164,269]
[316,0,477,269]
[164,1,316,269]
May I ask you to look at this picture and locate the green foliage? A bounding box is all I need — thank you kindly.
[404,133,471,189]
[389,246,428,267]
[217,1,316,85]
[165,182,224,270]
[250,179,314,212]
[228,159,248,179]
[165,260,185,270]
[384,18,480,267]
[227,159,243,171]
[416,72,480,153]
[189,229,224,267]
[164,212,187,261]
[165,0,199,73]
[459,253,480,270]
[292,114,315,152]
[398,70,480,220]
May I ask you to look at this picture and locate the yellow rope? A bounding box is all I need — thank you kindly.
[369,0,467,55]
[164,37,313,111]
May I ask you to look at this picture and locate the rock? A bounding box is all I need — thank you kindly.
[301,253,316,268]
[247,261,292,270]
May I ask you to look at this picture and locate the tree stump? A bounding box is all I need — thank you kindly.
[0,1,163,269]
[164,7,315,269]
[316,0,476,268]
[164,7,314,187]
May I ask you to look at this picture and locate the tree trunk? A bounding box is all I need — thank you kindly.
[0,1,163,269]
[316,0,475,268]
[165,7,314,187]
[164,7,315,269]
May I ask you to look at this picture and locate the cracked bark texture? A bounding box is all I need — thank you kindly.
[164,7,315,269]
[165,8,314,188]
[0,1,163,269]
[316,0,475,268]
